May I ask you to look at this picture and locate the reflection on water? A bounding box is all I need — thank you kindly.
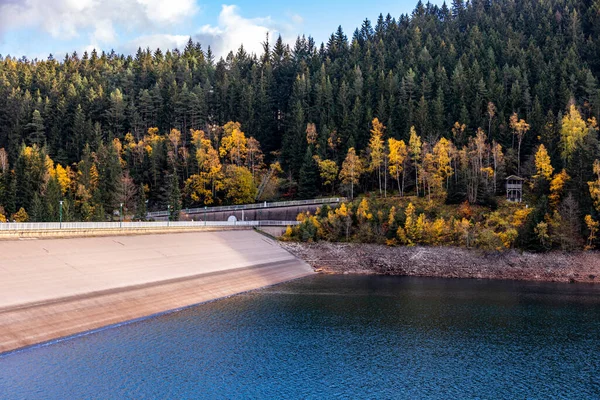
[1,275,600,399]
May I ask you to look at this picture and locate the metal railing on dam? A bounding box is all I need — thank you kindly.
[0,220,300,231]
[147,197,347,219]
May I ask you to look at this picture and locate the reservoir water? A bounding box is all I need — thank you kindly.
[1,275,599,399]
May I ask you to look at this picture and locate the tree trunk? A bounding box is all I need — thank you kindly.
[401,170,405,197]
[384,159,388,198]
[378,167,382,196]
[415,166,419,197]
[517,138,522,176]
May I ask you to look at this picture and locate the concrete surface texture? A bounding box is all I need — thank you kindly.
[0,225,247,240]
[0,230,314,353]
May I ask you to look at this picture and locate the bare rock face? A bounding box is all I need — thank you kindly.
[280,242,600,284]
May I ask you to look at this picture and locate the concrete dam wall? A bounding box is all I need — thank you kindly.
[0,230,314,354]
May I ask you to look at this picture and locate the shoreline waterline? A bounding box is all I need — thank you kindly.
[0,230,314,354]
[0,267,312,358]
[282,241,600,284]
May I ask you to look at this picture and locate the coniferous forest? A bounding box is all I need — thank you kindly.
[2,0,600,250]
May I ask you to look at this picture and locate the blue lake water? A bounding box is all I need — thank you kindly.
[1,275,600,399]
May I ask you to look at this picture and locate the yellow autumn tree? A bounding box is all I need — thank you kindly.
[45,154,55,178]
[246,136,264,180]
[533,144,554,181]
[356,198,373,222]
[222,165,257,204]
[549,169,570,208]
[388,138,408,196]
[315,157,338,193]
[168,128,181,154]
[491,140,503,194]
[584,215,599,250]
[223,121,242,137]
[588,159,600,211]
[89,164,99,192]
[185,175,213,205]
[408,126,422,196]
[11,207,29,222]
[535,221,550,249]
[398,202,424,245]
[191,129,206,149]
[510,113,530,174]
[124,133,136,151]
[560,104,589,162]
[282,225,294,240]
[339,147,363,199]
[167,128,182,167]
[426,218,447,246]
[388,206,397,226]
[368,118,385,195]
[433,137,454,195]
[55,164,71,195]
[333,202,353,240]
[187,130,223,205]
[421,147,437,201]
[220,123,248,166]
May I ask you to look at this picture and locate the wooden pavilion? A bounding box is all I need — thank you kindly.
[506,175,524,203]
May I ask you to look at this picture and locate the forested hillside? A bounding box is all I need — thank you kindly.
[1,0,600,249]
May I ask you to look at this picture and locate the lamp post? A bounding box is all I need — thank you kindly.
[204,206,207,226]
[59,200,63,229]
[120,203,123,228]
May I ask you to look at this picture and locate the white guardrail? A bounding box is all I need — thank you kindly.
[0,220,300,231]
[147,197,347,218]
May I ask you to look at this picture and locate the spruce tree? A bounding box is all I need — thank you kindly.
[169,173,182,221]
[26,110,46,146]
[135,183,148,221]
[298,147,318,199]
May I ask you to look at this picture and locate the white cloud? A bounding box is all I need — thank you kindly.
[138,0,198,25]
[193,5,301,58]
[92,20,117,44]
[0,1,303,59]
[0,0,199,43]
[290,14,304,25]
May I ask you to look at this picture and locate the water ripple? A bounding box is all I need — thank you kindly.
[1,275,600,399]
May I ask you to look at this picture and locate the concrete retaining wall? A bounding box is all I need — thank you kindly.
[0,230,314,354]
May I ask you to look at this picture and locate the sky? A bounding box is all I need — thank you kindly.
[0,0,443,60]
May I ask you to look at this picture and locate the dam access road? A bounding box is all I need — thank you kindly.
[0,229,314,354]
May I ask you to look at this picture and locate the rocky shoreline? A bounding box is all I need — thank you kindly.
[280,242,600,284]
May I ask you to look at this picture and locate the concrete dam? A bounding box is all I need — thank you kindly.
[0,229,314,354]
